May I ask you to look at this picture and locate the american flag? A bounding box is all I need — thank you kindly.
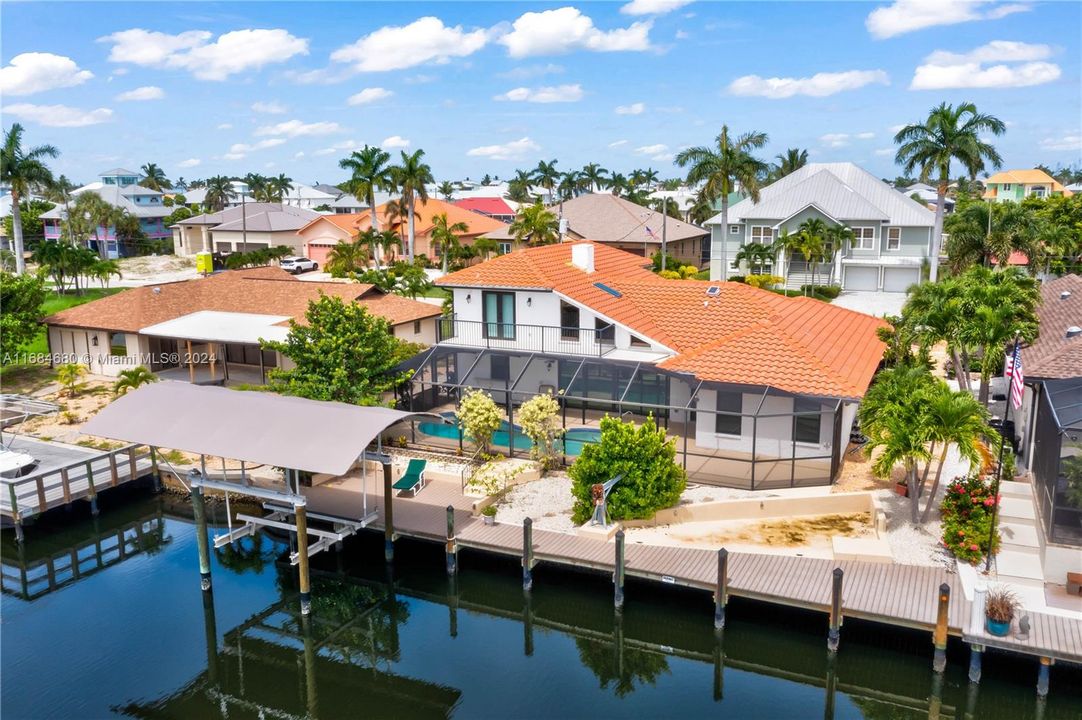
[1004,344,1024,409]
[645,225,658,240]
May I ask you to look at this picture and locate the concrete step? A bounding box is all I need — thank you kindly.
[999,480,1034,499]
[999,520,1041,552]
[995,549,1044,582]
[998,496,1036,525]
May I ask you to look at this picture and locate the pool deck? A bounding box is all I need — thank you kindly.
[300,473,1082,671]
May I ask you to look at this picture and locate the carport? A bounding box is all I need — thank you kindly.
[82,381,439,615]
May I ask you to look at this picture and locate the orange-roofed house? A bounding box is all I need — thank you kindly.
[398,241,887,490]
[360,197,508,263]
[44,267,441,384]
[296,213,366,267]
[984,169,1074,203]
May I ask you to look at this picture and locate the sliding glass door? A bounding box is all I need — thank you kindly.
[483,291,516,340]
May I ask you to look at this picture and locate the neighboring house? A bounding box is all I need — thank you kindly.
[296,213,367,265]
[176,183,250,211]
[44,266,441,382]
[405,240,886,490]
[39,168,172,258]
[984,169,1075,203]
[705,163,935,291]
[281,183,339,210]
[903,183,955,214]
[171,203,321,257]
[485,193,708,267]
[453,197,516,223]
[359,197,508,262]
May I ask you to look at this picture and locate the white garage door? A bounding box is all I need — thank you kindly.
[883,267,919,293]
[844,266,879,291]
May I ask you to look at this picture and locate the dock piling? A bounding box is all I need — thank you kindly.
[1037,657,1051,697]
[522,517,533,592]
[928,668,945,720]
[149,447,162,493]
[933,583,950,673]
[614,529,625,610]
[382,460,394,563]
[86,460,99,516]
[715,548,729,630]
[446,505,457,576]
[827,567,843,652]
[295,496,311,616]
[190,479,212,591]
[968,645,983,684]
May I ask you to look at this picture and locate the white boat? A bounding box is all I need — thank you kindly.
[0,447,38,479]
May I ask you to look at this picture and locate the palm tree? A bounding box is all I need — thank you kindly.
[90,258,122,287]
[631,167,659,188]
[437,181,456,201]
[73,192,122,260]
[430,213,469,273]
[533,159,560,204]
[140,163,172,191]
[555,171,579,214]
[894,102,1006,282]
[472,235,499,261]
[242,173,267,202]
[823,224,853,285]
[796,218,829,291]
[734,242,775,276]
[56,363,88,397]
[174,177,188,192]
[509,201,559,247]
[391,149,434,262]
[685,190,715,225]
[651,196,682,221]
[268,174,293,203]
[919,383,991,523]
[203,175,235,212]
[340,146,394,230]
[771,148,808,180]
[608,172,631,198]
[580,163,608,192]
[1,123,58,274]
[676,125,769,280]
[325,238,370,277]
[113,366,159,396]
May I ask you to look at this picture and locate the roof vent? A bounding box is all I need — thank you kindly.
[1067,326,1082,339]
[1061,290,1072,301]
[152,286,161,294]
[706,285,721,297]
[571,243,594,273]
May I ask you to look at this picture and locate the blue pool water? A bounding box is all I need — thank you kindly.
[417,413,601,457]
[561,427,601,456]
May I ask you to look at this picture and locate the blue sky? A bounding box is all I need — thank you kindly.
[2,1,1079,186]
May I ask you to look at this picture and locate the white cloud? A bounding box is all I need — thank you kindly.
[223,137,286,160]
[499,7,653,58]
[819,133,851,148]
[294,151,306,159]
[347,87,393,105]
[314,139,362,156]
[332,17,488,72]
[116,85,164,101]
[0,52,93,96]
[4,103,113,127]
[910,41,1061,89]
[866,0,1031,40]
[621,0,693,16]
[728,69,889,98]
[382,135,411,149]
[635,143,672,161]
[615,102,646,115]
[675,30,690,40]
[178,158,201,168]
[608,139,629,148]
[466,136,540,161]
[497,63,564,80]
[99,28,308,81]
[251,100,288,114]
[1040,135,1082,152]
[217,123,233,130]
[874,148,895,156]
[887,124,906,134]
[856,132,876,139]
[494,84,584,103]
[254,120,343,137]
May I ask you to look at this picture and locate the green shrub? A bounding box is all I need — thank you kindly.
[457,389,502,455]
[518,393,563,471]
[570,415,686,524]
[692,270,711,281]
[728,275,746,284]
[940,475,1000,564]
[657,269,681,280]
[745,274,784,289]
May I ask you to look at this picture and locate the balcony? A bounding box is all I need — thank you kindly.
[437,316,619,358]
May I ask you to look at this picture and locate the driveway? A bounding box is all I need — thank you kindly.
[832,291,907,317]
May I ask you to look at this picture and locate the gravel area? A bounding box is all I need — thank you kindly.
[496,472,577,532]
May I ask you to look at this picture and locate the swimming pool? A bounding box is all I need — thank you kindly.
[561,427,601,456]
[416,413,600,457]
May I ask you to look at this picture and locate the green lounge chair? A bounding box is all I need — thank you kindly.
[392,458,427,495]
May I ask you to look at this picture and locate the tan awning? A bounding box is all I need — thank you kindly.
[82,382,437,475]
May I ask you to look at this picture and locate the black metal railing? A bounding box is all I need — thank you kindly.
[437,316,615,357]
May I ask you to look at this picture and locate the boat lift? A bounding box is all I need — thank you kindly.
[589,474,623,527]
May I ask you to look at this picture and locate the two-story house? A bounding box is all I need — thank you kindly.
[399,240,886,491]
[39,168,172,258]
[983,169,1075,203]
[705,163,936,292]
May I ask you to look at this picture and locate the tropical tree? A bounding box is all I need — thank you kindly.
[771,148,808,180]
[1,123,58,274]
[90,258,122,287]
[429,213,469,273]
[242,173,268,202]
[945,201,1041,272]
[472,235,499,261]
[507,169,536,204]
[56,363,88,398]
[894,102,1006,282]
[0,271,46,351]
[918,383,991,523]
[556,171,580,210]
[174,177,188,192]
[676,125,769,278]
[509,201,559,247]
[533,159,560,204]
[630,167,659,189]
[651,196,682,220]
[140,163,172,191]
[796,217,829,290]
[113,366,159,396]
[437,180,456,201]
[73,192,122,259]
[391,149,434,262]
[580,163,608,192]
[685,190,715,225]
[203,175,235,212]
[325,238,370,277]
[608,172,631,198]
[268,174,293,202]
[733,242,775,276]
[340,146,394,230]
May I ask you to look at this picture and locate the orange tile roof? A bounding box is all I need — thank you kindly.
[985,169,1073,196]
[438,241,887,398]
[298,213,367,234]
[46,267,440,333]
[359,197,508,237]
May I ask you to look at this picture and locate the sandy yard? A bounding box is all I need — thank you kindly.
[113,255,198,286]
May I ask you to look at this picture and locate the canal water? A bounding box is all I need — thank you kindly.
[2,494,1081,719]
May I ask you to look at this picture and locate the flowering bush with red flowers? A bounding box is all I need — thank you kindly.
[940,474,1000,564]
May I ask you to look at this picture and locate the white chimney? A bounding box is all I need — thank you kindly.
[571,243,594,273]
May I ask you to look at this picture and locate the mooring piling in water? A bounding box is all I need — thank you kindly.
[827,567,843,652]
[189,472,212,592]
[933,583,950,673]
[968,644,983,684]
[446,505,457,576]
[715,548,729,630]
[522,517,534,592]
[382,461,394,563]
[295,495,312,616]
[1037,657,1051,697]
[614,529,625,610]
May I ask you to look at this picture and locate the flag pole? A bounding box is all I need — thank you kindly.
[985,333,1020,573]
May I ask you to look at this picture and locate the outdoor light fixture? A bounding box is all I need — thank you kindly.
[527,297,532,307]
[466,293,472,303]
[91,337,99,346]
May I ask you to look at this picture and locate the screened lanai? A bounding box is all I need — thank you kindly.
[1032,378,1082,546]
[395,346,849,490]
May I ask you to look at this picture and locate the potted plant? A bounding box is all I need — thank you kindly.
[481,504,497,525]
[985,586,1019,637]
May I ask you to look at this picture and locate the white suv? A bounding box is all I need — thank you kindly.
[280,256,318,274]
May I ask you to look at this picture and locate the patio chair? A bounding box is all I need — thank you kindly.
[392,458,427,496]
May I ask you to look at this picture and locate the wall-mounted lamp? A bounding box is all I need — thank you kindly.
[466,293,472,304]
[91,336,99,347]
[526,297,532,307]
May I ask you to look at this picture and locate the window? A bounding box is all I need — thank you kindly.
[1002,183,1011,191]
[498,242,512,255]
[490,354,510,382]
[1031,186,1046,198]
[714,391,742,436]
[729,225,740,235]
[595,318,615,345]
[794,398,821,444]
[886,227,901,251]
[630,334,649,347]
[482,291,515,340]
[560,300,580,340]
[413,320,422,334]
[749,226,773,244]
[851,227,875,250]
